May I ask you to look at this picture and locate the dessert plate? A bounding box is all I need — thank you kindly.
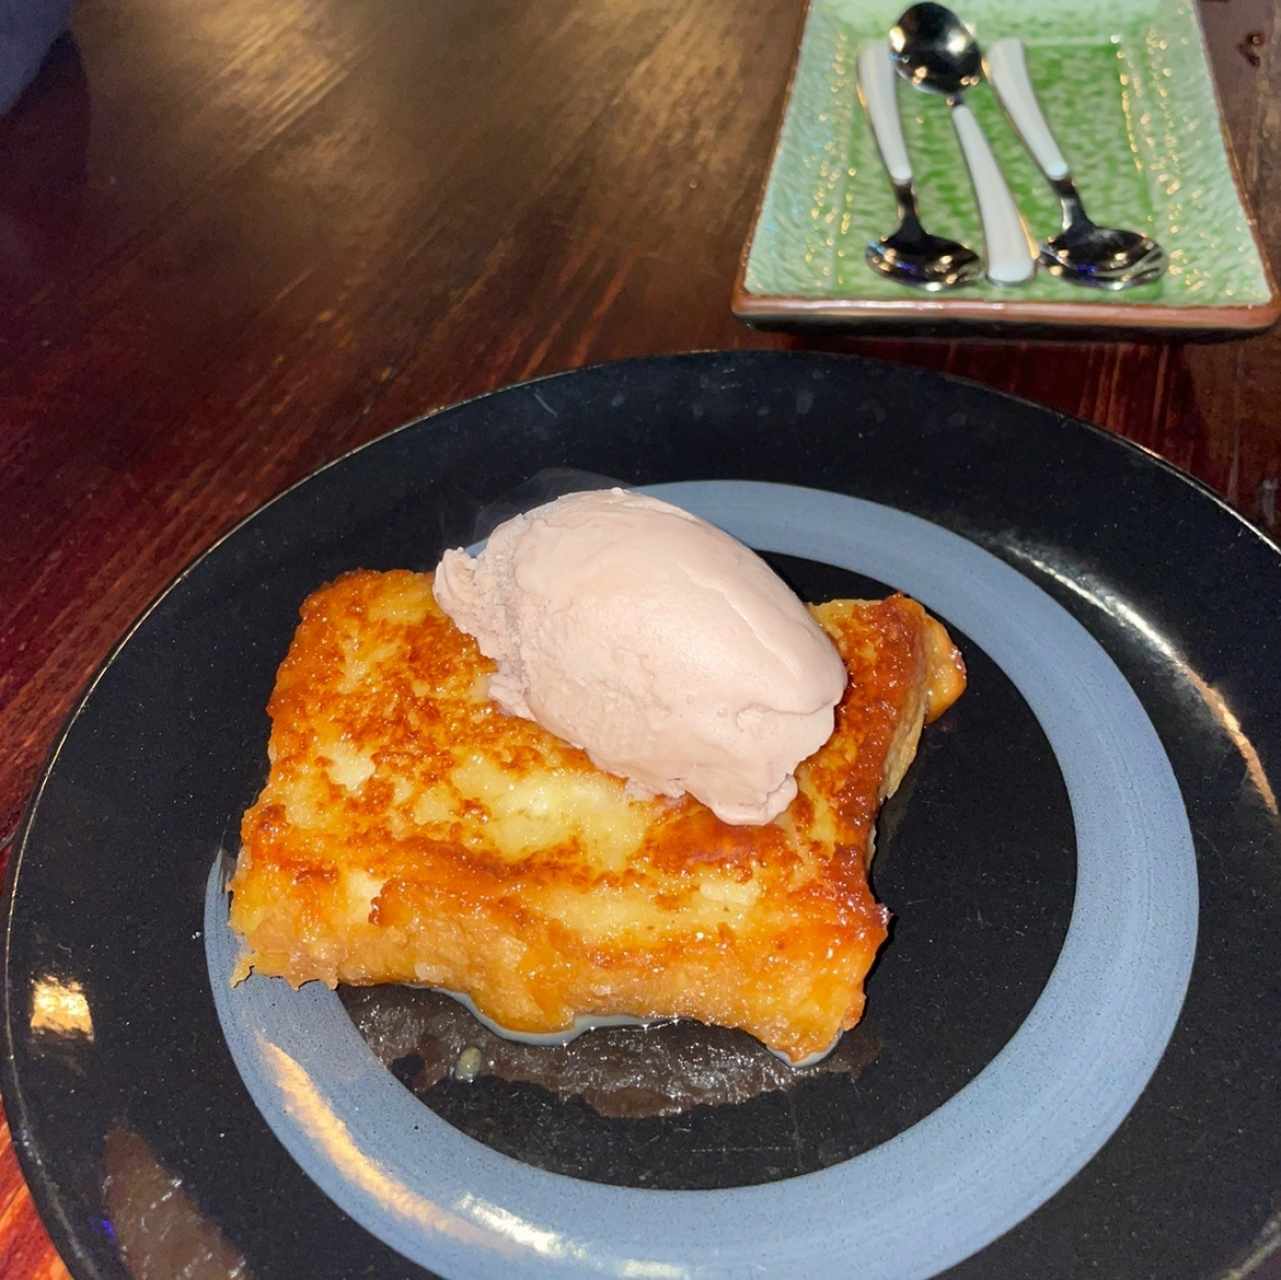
[3,352,1279,1279]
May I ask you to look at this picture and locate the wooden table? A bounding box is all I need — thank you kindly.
[1,1,1278,1274]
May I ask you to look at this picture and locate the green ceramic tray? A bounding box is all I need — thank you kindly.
[734,0,1278,334]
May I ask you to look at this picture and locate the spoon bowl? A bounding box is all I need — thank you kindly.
[890,2,982,97]
[1040,220,1166,286]
[866,227,983,291]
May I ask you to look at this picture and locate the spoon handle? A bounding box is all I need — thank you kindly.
[984,38,1069,180]
[857,42,912,184]
[948,101,1036,285]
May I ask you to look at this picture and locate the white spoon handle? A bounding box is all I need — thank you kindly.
[949,100,1036,285]
[985,38,1070,180]
[857,43,911,183]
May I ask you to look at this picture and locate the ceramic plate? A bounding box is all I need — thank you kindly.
[3,353,1280,1279]
[733,0,1279,334]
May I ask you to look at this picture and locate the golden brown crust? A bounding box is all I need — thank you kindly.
[228,570,964,1061]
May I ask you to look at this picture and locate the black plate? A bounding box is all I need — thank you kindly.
[3,352,1279,1280]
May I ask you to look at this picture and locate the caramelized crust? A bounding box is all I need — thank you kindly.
[228,570,965,1062]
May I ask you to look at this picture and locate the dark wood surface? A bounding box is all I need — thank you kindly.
[1,2,1278,1275]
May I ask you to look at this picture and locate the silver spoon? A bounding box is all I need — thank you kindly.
[985,38,1165,290]
[857,42,982,290]
[891,3,1037,286]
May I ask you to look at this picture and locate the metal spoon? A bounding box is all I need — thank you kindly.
[985,37,1165,290]
[891,3,1037,286]
[857,42,982,290]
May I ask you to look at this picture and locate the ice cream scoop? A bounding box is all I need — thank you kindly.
[433,488,847,825]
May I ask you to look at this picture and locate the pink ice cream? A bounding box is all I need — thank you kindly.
[432,489,848,825]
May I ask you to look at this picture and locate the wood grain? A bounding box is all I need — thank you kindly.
[0,1,1278,1274]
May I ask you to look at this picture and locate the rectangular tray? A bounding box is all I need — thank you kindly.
[733,0,1278,335]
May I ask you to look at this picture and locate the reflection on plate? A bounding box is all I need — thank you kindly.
[3,353,1279,1280]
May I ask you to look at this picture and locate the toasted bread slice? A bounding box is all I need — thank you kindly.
[228,570,964,1062]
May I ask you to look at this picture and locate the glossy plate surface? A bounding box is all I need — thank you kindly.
[3,352,1280,1279]
[734,0,1279,332]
